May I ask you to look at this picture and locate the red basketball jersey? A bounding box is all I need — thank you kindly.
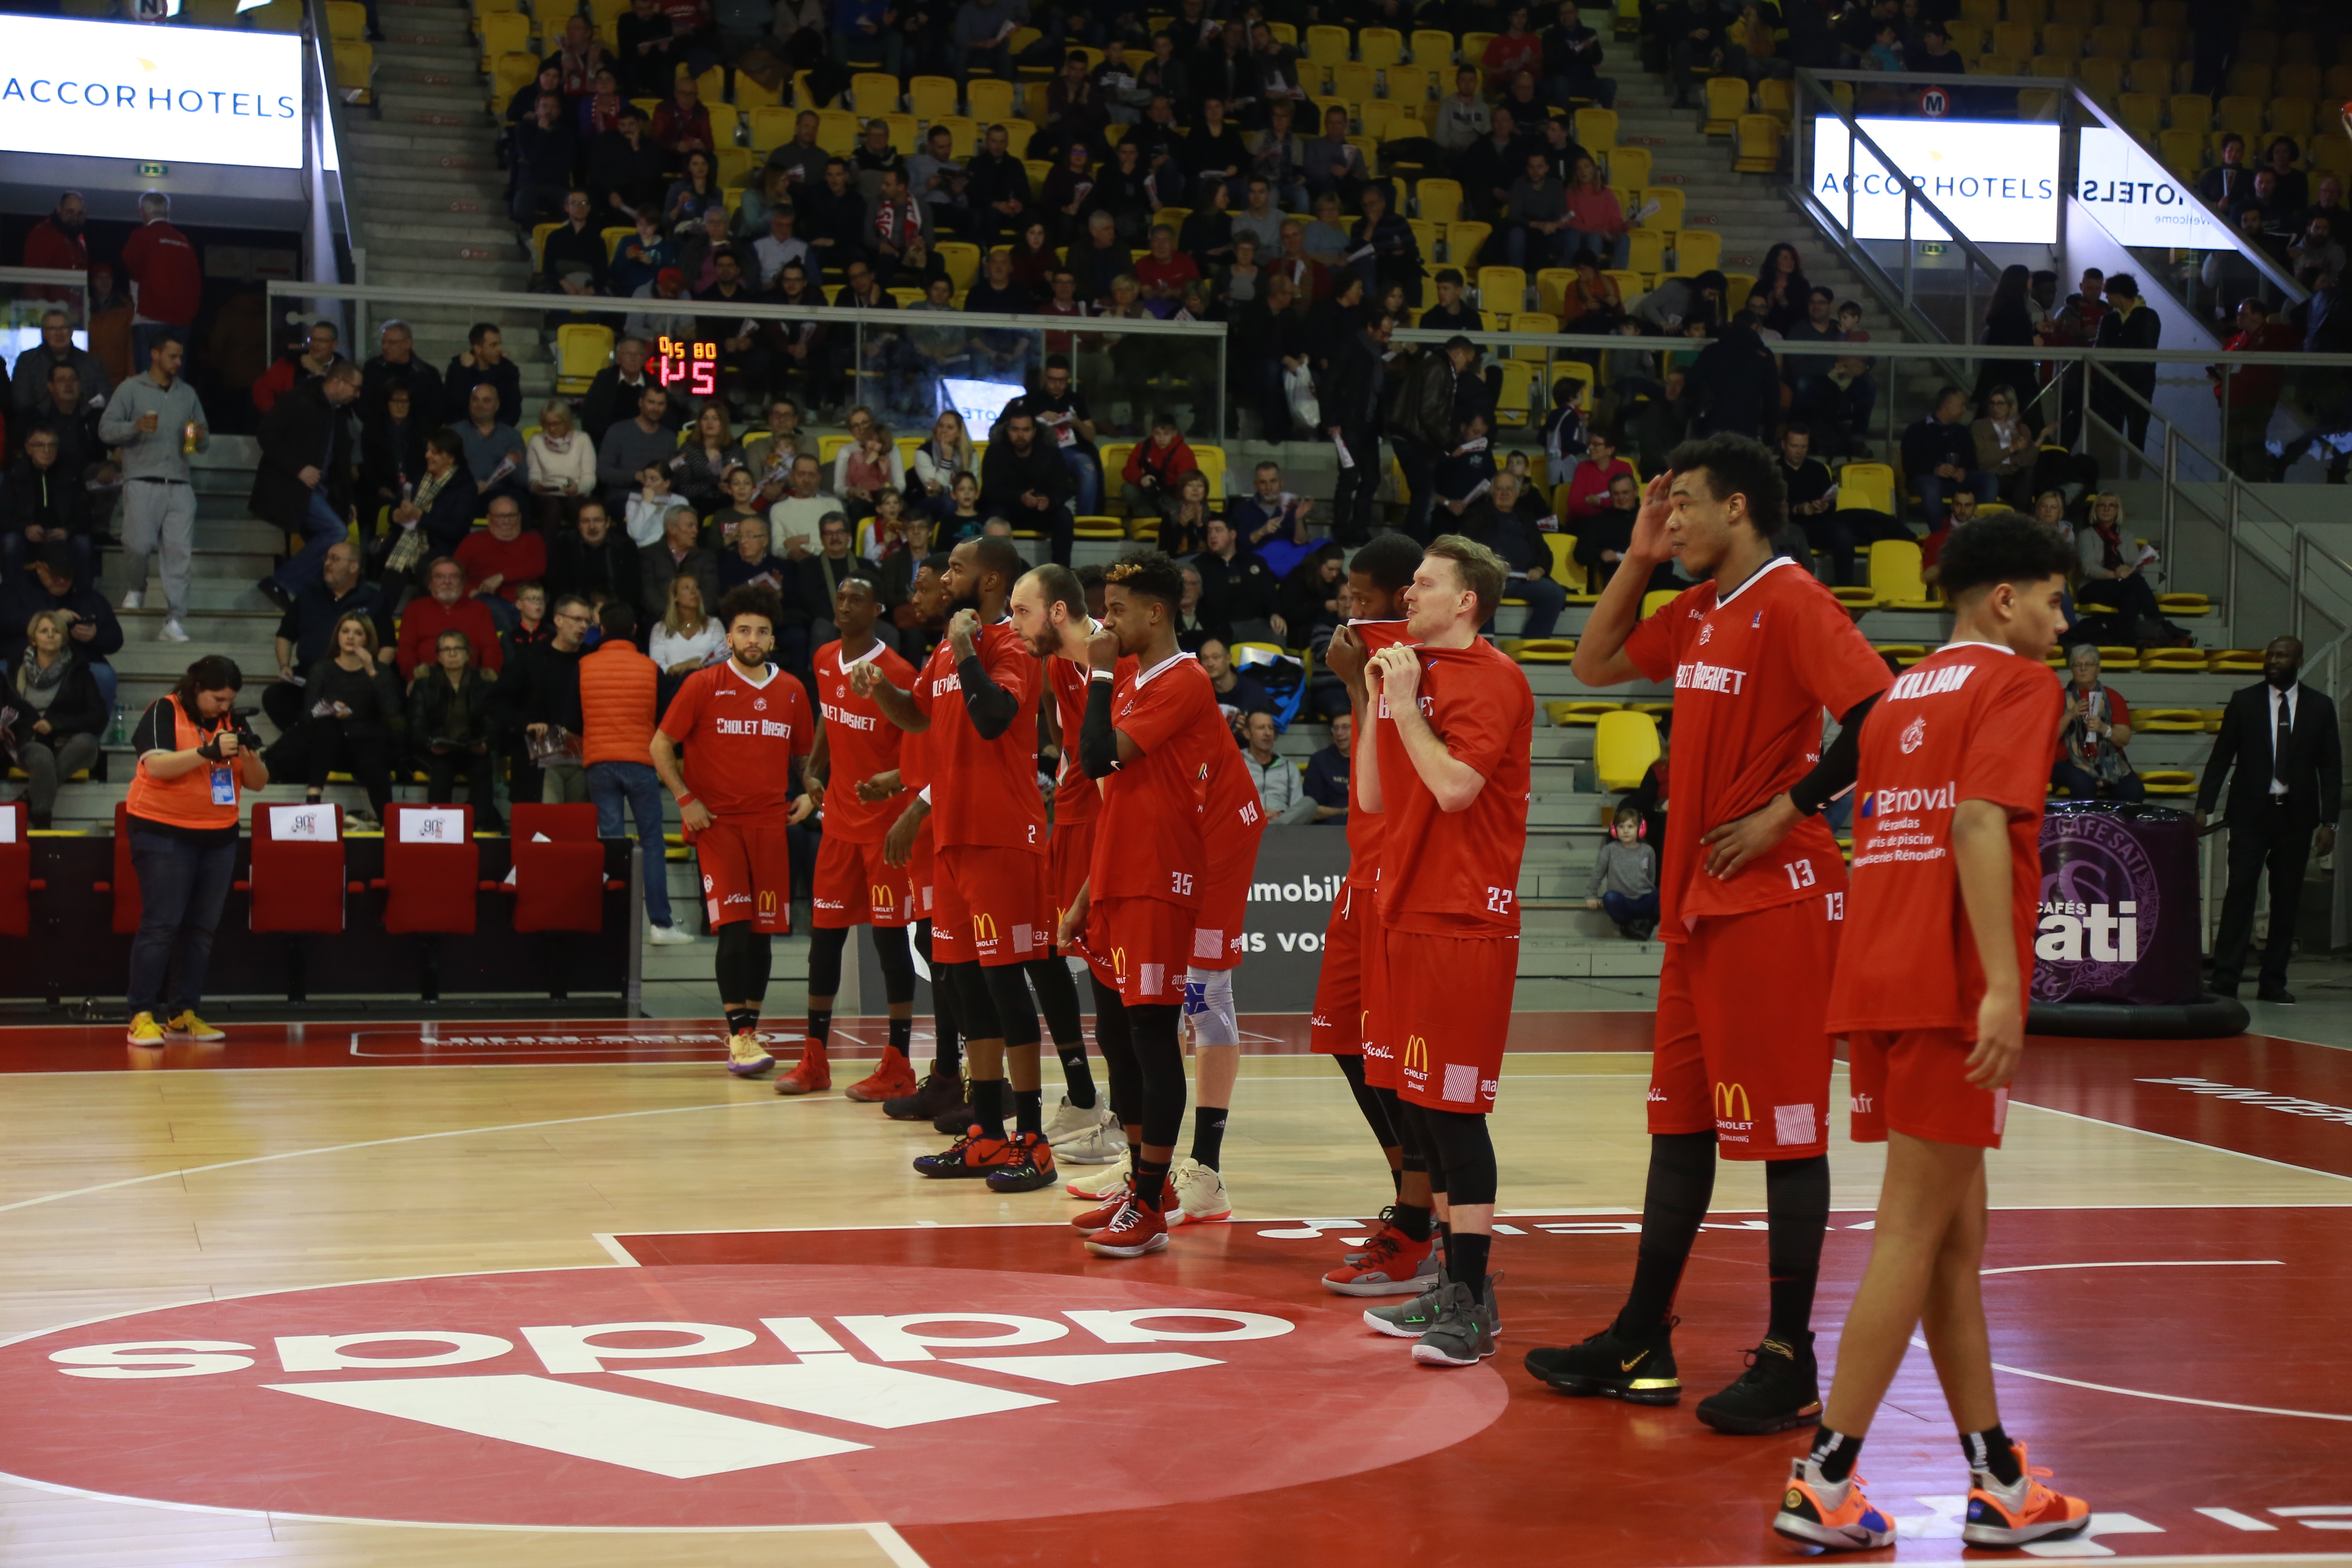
[913,618,1047,855]
[1047,633,1136,830]
[1343,619,1414,891]
[658,659,815,819]
[812,638,916,843]
[1088,651,1229,906]
[1372,638,1536,938]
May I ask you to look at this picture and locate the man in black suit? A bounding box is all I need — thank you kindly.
[2196,636,2343,1002]
[1323,312,1393,547]
[251,360,362,614]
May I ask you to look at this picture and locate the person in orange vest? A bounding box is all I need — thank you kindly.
[580,599,692,944]
[123,656,269,1048]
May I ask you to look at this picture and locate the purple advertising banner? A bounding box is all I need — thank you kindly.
[2032,801,2202,1006]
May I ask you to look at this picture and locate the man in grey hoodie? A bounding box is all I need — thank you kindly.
[98,332,212,644]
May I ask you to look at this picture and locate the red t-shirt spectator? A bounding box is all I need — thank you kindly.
[1563,455,1634,524]
[396,595,505,679]
[21,216,87,295]
[2215,320,2301,407]
[1136,250,1201,301]
[454,529,550,602]
[653,100,714,155]
[120,219,202,326]
[1482,30,1542,87]
[1122,428,1199,490]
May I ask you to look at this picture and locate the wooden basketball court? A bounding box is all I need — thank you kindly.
[2,1013,2348,1567]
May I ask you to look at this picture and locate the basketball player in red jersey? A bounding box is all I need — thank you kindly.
[649,585,816,1078]
[852,535,1059,1192]
[1310,532,1443,1295]
[1528,433,1893,1432]
[1057,552,1235,1258]
[789,575,922,1098]
[1009,561,1129,1167]
[1350,536,1535,1365]
[1774,515,2090,1552]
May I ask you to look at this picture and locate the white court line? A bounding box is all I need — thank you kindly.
[1907,1334,2352,1423]
[589,1232,641,1267]
[2006,1099,2352,1185]
[1981,1260,2286,1275]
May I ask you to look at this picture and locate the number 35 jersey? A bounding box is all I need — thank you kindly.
[1623,555,1893,937]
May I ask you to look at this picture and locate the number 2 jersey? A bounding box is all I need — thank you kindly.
[1622,555,1892,935]
[1371,638,1536,937]
[1829,641,2060,1033]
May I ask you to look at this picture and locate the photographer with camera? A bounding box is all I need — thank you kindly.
[123,656,268,1049]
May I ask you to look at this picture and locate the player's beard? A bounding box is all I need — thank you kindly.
[947,592,982,620]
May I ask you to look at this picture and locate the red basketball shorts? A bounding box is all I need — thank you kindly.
[812,835,915,929]
[1051,817,1096,956]
[1650,893,1840,1160]
[1361,889,1399,1089]
[1310,880,1376,1056]
[694,819,793,934]
[933,844,1051,968]
[1848,1027,2010,1149]
[1189,831,1257,972]
[1082,895,1192,1006]
[1382,927,1518,1113]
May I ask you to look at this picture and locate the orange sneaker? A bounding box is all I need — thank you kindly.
[914,1125,1015,1178]
[1322,1226,1439,1296]
[1964,1443,2091,1548]
[1083,1189,1169,1257]
[983,1130,1058,1192]
[844,1046,919,1102]
[1773,1459,1894,1550]
[1071,1183,1131,1236]
[774,1043,831,1095]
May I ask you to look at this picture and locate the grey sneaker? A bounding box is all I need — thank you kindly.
[1410,1276,1501,1368]
[1363,1272,1448,1338]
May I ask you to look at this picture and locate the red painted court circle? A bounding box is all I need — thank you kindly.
[0,1264,1508,1528]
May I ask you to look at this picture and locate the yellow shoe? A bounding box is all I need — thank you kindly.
[165,1010,225,1042]
[126,1012,165,1047]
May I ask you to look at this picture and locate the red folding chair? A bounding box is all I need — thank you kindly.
[95,801,141,935]
[376,803,481,934]
[242,802,347,932]
[504,802,615,933]
[0,801,36,939]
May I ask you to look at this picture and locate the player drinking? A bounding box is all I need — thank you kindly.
[789,575,921,1099]
[1348,536,1533,1366]
[1010,562,1129,1166]
[853,536,1059,1192]
[1058,552,1234,1258]
[1772,516,2091,1552]
[1528,434,1893,1431]
[649,585,815,1078]
[1312,533,1443,1296]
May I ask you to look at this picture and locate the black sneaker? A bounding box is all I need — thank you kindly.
[912,1127,1008,1178]
[883,1069,965,1122]
[981,1131,1059,1193]
[932,1100,978,1134]
[1523,1319,1681,1404]
[1695,1333,1822,1434]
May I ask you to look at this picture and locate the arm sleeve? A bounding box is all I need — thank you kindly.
[957,653,1021,739]
[1078,676,1120,777]
[1788,691,1877,815]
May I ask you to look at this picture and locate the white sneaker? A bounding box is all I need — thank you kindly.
[1043,1095,1123,1158]
[647,923,696,945]
[1064,1148,1131,1199]
[1169,1157,1233,1225]
[120,590,143,610]
[158,618,189,643]
[726,1030,775,1077]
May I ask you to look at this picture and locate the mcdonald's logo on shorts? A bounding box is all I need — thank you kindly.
[757,890,779,917]
[1109,947,1127,980]
[871,884,895,911]
[1713,1081,1754,1131]
[972,913,999,944]
[1402,1035,1430,1074]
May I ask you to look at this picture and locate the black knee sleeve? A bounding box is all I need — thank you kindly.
[1419,1107,1498,1207]
[949,961,1001,1042]
[806,925,849,999]
[713,922,773,1003]
[1026,956,1085,1047]
[1382,1085,1427,1172]
[979,962,1041,1049]
[1127,1002,1185,1149]
[1397,1100,1446,1193]
[1335,1053,1401,1150]
[1089,973,1142,1126]
[1764,1153,1832,1273]
[871,923,917,1004]
[1639,1129,1720,1255]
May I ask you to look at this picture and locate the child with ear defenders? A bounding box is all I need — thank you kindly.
[1586,803,1658,940]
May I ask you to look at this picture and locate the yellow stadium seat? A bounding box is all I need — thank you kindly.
[477,9,528,66]
[554,323,614,395]
[249,0,303,30]
[1334,60,1378,102]
[2027,56,2073,80]
[1702,75,1748,134]
[1839,461,1895,514]
[1532,266,1576,316]
[2216,94,2266,141]
[1494,359,1535,425]
[1574,106,1618,150]
[1509,312,1558,361]
[2224,60,2271,96]
[1641,589,1680,619]
[1624,229,1665,275]
[1360,27,1404,66]
[1673,227,1723,273]
[748,105,797,151]
[2275,60,2321,99]
[1388,62,1433,104]
[1415,178,1463,224]
[909,75,960,121]
[2158,127,2204,179]
[2041,21,2082,55]
[817,109,860,154]
[1412,27,1457,63]
[1944,19,1984,55]
[1992,19,2036,55]
[1732,113,1782,172]
[1640,186,1686,233]
[2236,27,2277,64]
[967,78,1016,121]
[882,112,919,153]
[2139,769,2197,795]
[331,40,374,101]
[2078,56,2122,104]
[1594,710,1662,790]
[1547,700,1624,726]
[1605,145,1650,188]
[2088,23,2131,58]
[1460,31,1497,64]
[1757,75,1794,124]
[2270,96,2315,139]
[1505,638,1578,662]
[2124,56,2172,95]
[489,51,538,105]
[1868,540,1940,610]
[2116,91,2162,142]
[1447,221,1492,265]
[1874,644,1931,667]
[1477,265,1527,310]
[1307,23,1352,66]
[323,0,365,37]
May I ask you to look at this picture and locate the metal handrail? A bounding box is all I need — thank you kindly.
[1793,67,2014,291]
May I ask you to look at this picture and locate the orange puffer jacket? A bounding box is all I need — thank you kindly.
[578,638,659,767]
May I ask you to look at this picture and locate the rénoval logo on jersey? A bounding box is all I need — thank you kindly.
[0,1265,1503,1529]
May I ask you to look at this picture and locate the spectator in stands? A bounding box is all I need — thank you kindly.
[396,557,504,681]
[511,91,578,227]
[2091,273,2162,450]
[360,320,443,425]
[574,597,690,940]
[385,432,481,593]
[2303,176,2348,244]
[665,150,728,238]
[799,158,870,270]
[1504,150,1575,272]
[624,265,697,347]
[1900,384,1994,521]
[653,74,715,166]
[252,359,363,615]
[2263,137,2310,218]
[1586,802,1658,940]
[2051,644,2144,802]
[1236,709,1308,823]
[503,591,593,802]
[650,570,722,696]
[1780,422,1908,586]
[1233,459,1314,556]
[455,496,549,635]
[456,382,529,508]
[1277,542,1345,642]
[1918,486,1982,585]
[2212,298,2301,478]
[548,498,642,611]
[610,212,675,297]
[1171,562,1220,650]
[555,14,608,94]
[1465,470,1568,638]
[1689,318,1779,439]
[524,398,596,530]
[268,610,403,825]
[2288,213,2346,287]
[444,323,522,428]
[675,403,745,518]
[769,451,840,554]
[1194,517,1283,644]
[1293,708,1350,821]
[1970,383,2043,508]
[1560,154,1632,270]
[592,107,669,225]
[100,333,209,646]
[122,655,267,1044]
[800,510,882,652]
[2198,132,2252,211]
[3,607,105,830]
[1119,412,1198,518]
[2,423,94,584]
[1200,637,1272,732]
[616,0,679,96]
[1153,470,1212,556]
[0,543,120,701]
[249,319,339,416]
[120,193,200,372]
[408,630,502,830]
[639,502,722,623]
[580,339,662,446]
[20,191,87,291]
[543,191,611,298]
[2074,491,2177,644]
[1561,425,1635,525]
[720,512,795,601]
[1323,310,1391,546]
[1544,0,1616,105]
[12,310,108,418]
[264,540,392,734]
[978,408,1074,565]
[1634,268,1724,332]
[1973,263,2041,416]
[598,384,678,512]
[1572,468,1651,589]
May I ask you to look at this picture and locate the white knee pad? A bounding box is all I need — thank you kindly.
[1182,966,1239,1047]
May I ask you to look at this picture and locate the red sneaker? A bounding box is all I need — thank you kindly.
[914,1126,1016,1178]
[774,1043,831,1096]
[1084,1189,1169,1257]
[983,1131,1059,1192]
[1070,1182,1131,1236]
[1321,1227,1439,1296]
[844,1046,919,1103]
